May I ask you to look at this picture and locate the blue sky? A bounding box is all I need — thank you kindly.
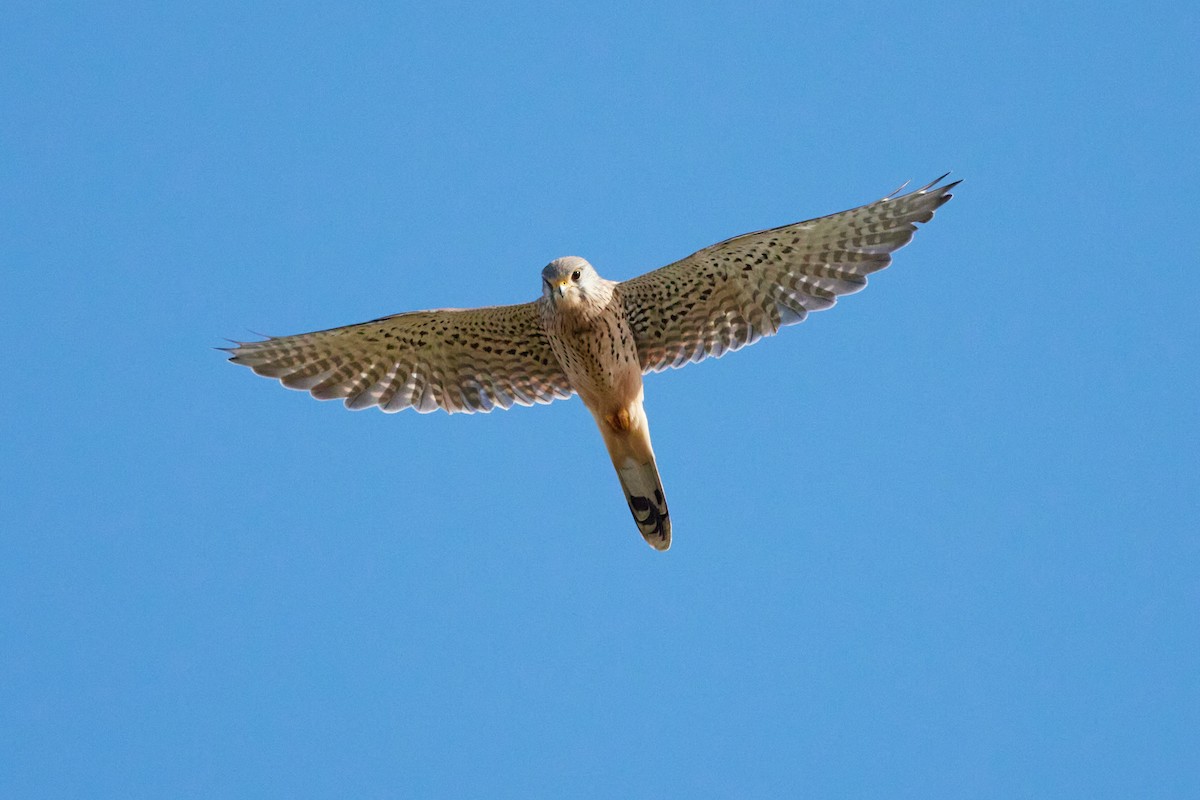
[2,2,1197,797]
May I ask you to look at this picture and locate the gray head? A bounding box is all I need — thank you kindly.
[541,256,599,306]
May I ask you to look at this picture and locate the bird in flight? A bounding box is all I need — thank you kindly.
[226,175,958,551]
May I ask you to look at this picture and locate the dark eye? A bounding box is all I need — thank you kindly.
[571,270,582,282]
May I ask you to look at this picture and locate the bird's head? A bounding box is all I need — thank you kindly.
[541,256,598,308]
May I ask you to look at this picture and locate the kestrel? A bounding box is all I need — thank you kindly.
[226,175,958,550]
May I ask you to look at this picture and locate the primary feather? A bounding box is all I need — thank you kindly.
[618,175,958,372]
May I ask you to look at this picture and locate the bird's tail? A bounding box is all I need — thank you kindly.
[597,404,671,551]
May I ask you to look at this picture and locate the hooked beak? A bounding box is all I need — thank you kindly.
[556,279,569,298]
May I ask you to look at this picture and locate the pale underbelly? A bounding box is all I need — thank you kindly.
[565,358,644,416]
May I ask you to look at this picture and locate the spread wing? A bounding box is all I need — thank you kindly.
[618,175,958,373]
[225,302,574,414]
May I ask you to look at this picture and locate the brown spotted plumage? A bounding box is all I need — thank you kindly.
[226,304,573,414]
[227,175,959,550]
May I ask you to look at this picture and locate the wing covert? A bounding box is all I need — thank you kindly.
[619,175,958,373]
[226,302,573,414]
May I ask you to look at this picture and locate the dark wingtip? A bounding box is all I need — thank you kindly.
[216,337,250,362]
[939,172,963,191]
[924,171,952,189]
[920,173,961,209]
[940,178,962,208]
[219,330,276,361]
[886,173,960,202]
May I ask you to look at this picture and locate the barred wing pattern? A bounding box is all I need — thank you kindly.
[226,302,574,414]
[618,175,958,373]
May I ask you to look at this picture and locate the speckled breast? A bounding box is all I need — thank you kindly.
[541,299,643,412]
